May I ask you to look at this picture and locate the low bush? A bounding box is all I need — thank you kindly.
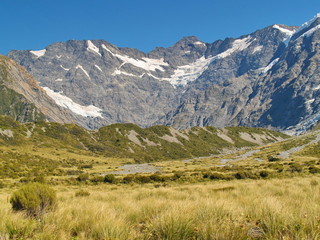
[268,155,281,162]
[309,166,320,174]
[10,183,56,217]
[104,174,116,183]
[135,175,152,184]
[150,174,164,182]
[209,172,226,180]
[171,171,184,181]
[234,171,257,179]
[75,189,90,197]
[33,175,46,183]
[259,170,270,178]
[202,172,210,179]
[79,164,93,169]
[288,163,303,173]
[91,176,104,183]
[77,173,89,182]
[122,175,134,184]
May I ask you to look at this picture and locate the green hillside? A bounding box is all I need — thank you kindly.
[0,115,288,179]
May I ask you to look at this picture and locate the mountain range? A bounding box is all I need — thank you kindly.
[4,14,320,134]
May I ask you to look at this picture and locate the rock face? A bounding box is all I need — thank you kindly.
[0,55,83,125]
[7,14,320,133]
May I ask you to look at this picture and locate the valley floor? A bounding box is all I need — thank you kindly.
[1,176,320,240]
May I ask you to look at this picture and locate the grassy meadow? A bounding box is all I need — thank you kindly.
[1,117,320,239]
[0,176,320,239]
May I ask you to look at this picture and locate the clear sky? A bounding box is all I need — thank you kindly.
[1,0,319,55]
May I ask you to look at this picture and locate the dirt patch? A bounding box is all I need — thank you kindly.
[217,129,234,144]
[142,137,159,146]
[170,127,189,140]
[239,132,271,145]
[0,129,13,138]
[109,163,161,175]
[127,130,143,147]
[160,134,182,145]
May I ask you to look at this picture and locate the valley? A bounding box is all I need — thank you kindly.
[1,11,320,240]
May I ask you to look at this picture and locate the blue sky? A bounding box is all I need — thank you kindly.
[1,0,319,55]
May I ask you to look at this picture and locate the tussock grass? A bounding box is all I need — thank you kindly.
[0,176,319,239]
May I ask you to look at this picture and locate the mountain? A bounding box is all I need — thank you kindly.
[8,15,320,133]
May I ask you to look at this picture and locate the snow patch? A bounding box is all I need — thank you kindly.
[95,65,103,72]
[295,13,320,36]
[213,36,252,59]
[87,40,101,56]
[273,25,295,35]
[305,99,315,109]
[313,85,320,90]
[194,41,206,46]
[43,87,103,118]
[76,65,90,79]
[252,45,263,54]
[305,99,315,104]
[273,25,295,46]
[101,44,115,55]
[101,44,168,72]
[30,49,46,58]
[164,56,213,86]
[261,58,279,73]
[112,69,137,77]
[159,36,253,86]
[60,65,70,71]
[297,25,320,39]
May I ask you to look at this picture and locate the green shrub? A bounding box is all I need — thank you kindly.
[309,166,320,174]
[10,183,56,217]
[75,189,90,197]
[79,164,93,169]
[77,173,89,182]
[104,174,116,183]
[135,175,152,184]
[288,163,303,173]
[19,177,32,183]
[268,155,281,162]
[91,176,104,183]
[234,171,257,179]
[259,170,269,178]
[122,175,134,184]
[202,172,210,179]
[33,175,46,183]
[209,172,225,180]
[171,171,184,181]
[150,174,164,182]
